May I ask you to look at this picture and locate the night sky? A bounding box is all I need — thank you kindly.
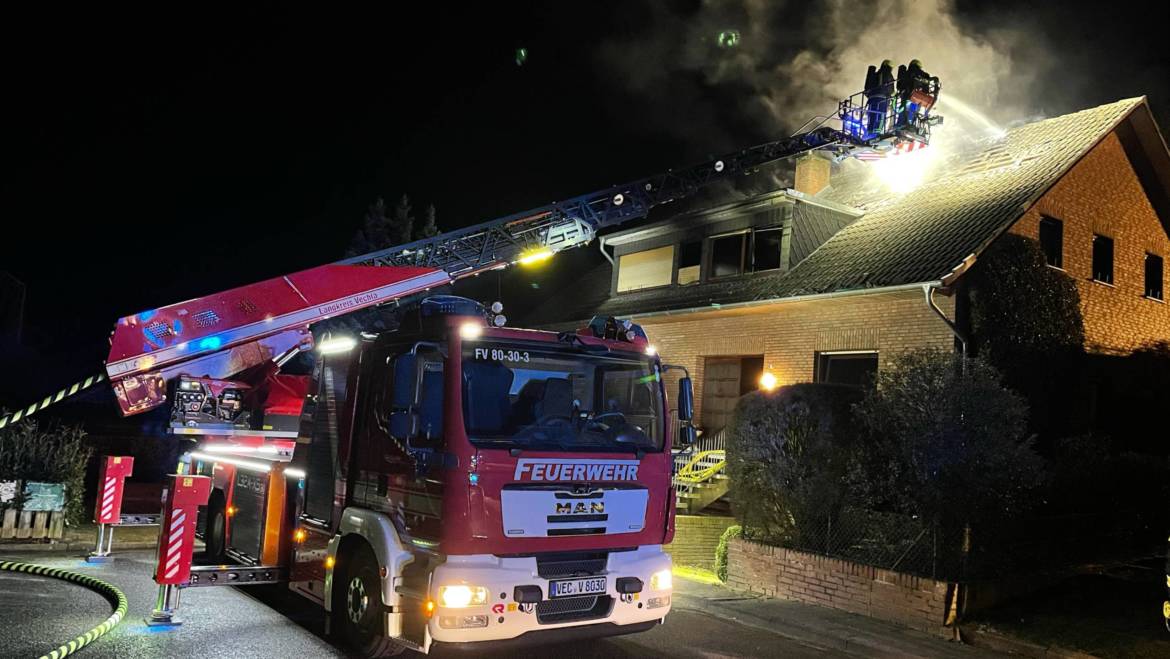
[3,2,1169,396]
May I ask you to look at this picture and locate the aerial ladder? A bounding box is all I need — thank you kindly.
[0,62,942,430]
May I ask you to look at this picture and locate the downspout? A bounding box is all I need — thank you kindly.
[923,284,967,360]
[925,282,971,639]
[598,236,615,266]
[924,256,977,639]
[924,253,977,361]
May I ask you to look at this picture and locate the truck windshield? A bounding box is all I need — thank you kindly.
[461,341,664,453]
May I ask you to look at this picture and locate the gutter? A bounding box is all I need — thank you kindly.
[624,281,943,321]
[782,188,865,217]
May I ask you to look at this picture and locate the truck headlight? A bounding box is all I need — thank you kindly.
[650,569,672,591]
[437,584,489,608]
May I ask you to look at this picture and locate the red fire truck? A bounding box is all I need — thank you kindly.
[3,66,941,655]
[177,296,693,654]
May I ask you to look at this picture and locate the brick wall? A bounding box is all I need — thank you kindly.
[725,537,952,636]
[664,514,736,570]
[638,289,954,428]
[1009,131,1170,354]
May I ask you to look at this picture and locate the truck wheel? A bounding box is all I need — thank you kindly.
[202,493,226,561]
[337,545,404,657]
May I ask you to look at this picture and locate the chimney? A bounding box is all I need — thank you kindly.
[794,154,831,195]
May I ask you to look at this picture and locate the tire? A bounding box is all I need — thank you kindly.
[202,493,226,561]
[335,544,405,658]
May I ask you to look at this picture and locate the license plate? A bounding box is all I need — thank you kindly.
[548,576,606,599]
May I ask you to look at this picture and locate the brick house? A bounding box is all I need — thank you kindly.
[522,97,1170,436]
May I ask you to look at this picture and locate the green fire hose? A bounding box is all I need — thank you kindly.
[0,560,128,659]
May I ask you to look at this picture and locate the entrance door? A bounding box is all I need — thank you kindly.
[701,356,763,431]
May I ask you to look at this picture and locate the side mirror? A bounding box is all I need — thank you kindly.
[679,425,697,446]
[677,376,694,422]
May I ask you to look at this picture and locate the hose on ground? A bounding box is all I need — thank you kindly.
[0,560,128,659]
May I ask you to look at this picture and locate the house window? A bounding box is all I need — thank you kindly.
[1146,253,1164,300]
[1092,234,1113,285]
[1039,216,1063,268]
[617,245,674,292]
[678,240,702,285]
[814,351,878,388]
[711,232,747,278]
[752,228,783,272]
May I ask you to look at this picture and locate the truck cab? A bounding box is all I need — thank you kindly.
[286,296,691,655]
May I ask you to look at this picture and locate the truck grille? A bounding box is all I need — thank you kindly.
[536,552,608,579]
[535,596,614,625]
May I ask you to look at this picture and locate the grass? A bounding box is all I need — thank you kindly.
[969,558,1170,659]
[673,564,722,585]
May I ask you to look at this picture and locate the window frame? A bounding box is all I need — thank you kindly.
[1091,234,1114,286]
[708,230,749,280]
[1038,216,1063,269]
[813,350,879,388]
[1145,252,1164,301]
[677,239,703,285]
[615,244,676,293]
[751,227,784,273]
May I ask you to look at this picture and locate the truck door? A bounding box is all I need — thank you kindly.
[290,352,354,601]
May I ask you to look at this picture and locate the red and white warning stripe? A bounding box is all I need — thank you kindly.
[100,477,117,521]
[163,510,187,581]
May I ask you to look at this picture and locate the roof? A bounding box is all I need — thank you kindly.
[522,97,1165,327]
[767,97,1149,298]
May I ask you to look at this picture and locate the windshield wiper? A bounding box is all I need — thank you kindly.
[556,332,610,354]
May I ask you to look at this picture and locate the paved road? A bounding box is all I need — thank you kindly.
[0,549,839,658]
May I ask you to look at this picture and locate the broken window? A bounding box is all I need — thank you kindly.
[711,232,747,278]
[1039,216,1063,268]
[752,228,783,272]
[1092,234,1113,285]
[1146,253,1163,300]
[678,240,702,285]
[617,245,675,292]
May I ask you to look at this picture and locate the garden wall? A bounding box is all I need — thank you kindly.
[725,537,954,636]
[665,514,736,570]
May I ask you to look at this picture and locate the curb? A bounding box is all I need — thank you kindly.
[960,627,1098,659]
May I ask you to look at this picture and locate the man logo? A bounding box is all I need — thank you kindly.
[555,502,605,515]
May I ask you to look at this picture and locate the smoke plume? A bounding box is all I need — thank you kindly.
[598,0,1055,161]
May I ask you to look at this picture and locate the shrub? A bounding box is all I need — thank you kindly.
[725,383,862,544]
[714,524,742,582]
[968,234,1087,439]
[0,418,91,525]
[848,349,1044,530]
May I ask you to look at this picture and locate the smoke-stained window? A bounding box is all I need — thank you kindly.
[711,232,747,278]
[1145,253,1163,300]
[1039,217,1063,268]
[678,240,702,285]
[1092,234,1114,285]
[617,245,674,292]
[753,228,783,271]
